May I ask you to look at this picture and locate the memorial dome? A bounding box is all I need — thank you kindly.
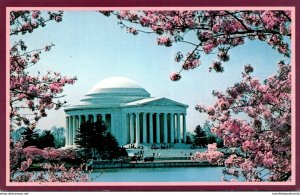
[78,77,151,107]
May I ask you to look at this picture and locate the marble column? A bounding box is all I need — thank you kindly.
[85,114,89,122]
[103,113,110,133]
[102,114,106,123]
[163,113,168,143]
[78,115,82,130]
[142,112,147,143]
[155,113,160,143]
[105,114,111,132]
[74,116,78,141]
[149,113,154,144]
[129,113,134,143]
[135,113,140,147]
[170,113,175,143]
[72,115,76,145]
[65,116,69,146]
[111,114,115,135]
[122,113,128,145]
[177,113,181,143]
[183,114,187,142]
[68,116,72,145]
[93,114,97,123]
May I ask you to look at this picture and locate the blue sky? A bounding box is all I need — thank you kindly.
[10,11,289,132]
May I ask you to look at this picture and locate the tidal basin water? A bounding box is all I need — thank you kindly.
[90,167,224,182]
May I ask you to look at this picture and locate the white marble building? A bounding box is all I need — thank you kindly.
[64,77,188,147]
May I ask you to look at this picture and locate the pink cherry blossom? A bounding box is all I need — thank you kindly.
[10,140,88,182]
[206,106,215,116]
[10,11,64,35]
[202,43,215,54]
[157,36,172,47]
[192,144,224,165]
[127,27,138,35]
[31,10,40,19]
[240,159,253,173]
[170,72,181,81]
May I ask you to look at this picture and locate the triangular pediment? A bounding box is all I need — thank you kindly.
[144,98,183,106]
[123,97,188,108]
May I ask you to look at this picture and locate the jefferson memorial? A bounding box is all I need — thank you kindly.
[64,77,188,147]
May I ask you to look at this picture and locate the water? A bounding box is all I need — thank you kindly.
[89,167,224,182]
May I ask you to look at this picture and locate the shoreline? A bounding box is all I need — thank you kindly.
[91,160,220,169]
[25,159,220,171]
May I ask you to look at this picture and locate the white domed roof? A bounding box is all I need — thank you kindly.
[76,77,150,108]
[87,77,146,95]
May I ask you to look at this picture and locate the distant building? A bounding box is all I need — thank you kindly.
[64,77,188,147]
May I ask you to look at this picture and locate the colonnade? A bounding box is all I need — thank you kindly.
[65,113,110,146]
[127,112,186,146]
[65,112,187,147]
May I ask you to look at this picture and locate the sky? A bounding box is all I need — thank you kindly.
[10,10,290,132]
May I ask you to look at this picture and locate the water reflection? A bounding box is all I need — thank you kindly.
[90,167,225,182]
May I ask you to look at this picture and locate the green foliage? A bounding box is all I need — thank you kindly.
[100,132,128,160]
[21,128,56,149]
[22,128,39,148]
[75,120,127,161]
[74,121,94,161]
[185,135,193,144]
[51,127,65,148]
[37,130,55,149]
[192,122,224,148]
[13,127,64,149]
[192,125,208,147]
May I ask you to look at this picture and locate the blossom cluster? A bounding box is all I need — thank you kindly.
[191,143,224,165]
[22,146,76,160]
[126,27,138,35]
[195,62,291,181]
[182,52,201,70]
[169,72,182,81]
[10,140,89,182]
[10,11,64,35]
[157,36,173,47]
[10,40,77,130]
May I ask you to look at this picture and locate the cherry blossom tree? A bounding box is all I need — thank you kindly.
[9,10,86,182]
[10,140,89,182]
[194,61,291,181]
[10,10,77,131]
[100,10,292,182]
[99,10,291,80]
